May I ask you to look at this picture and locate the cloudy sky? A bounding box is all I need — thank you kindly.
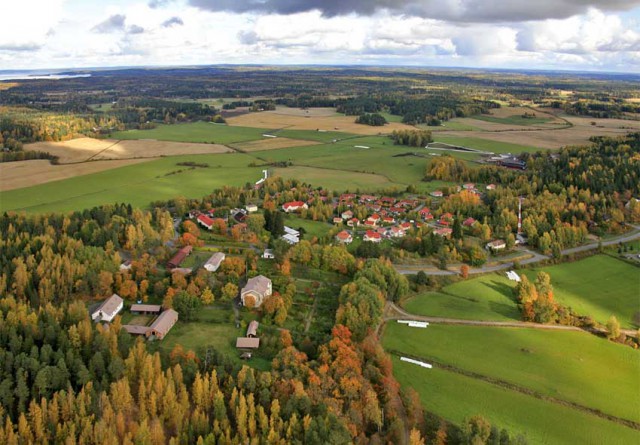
[0,0,638,72]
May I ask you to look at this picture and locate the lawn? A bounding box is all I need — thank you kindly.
[284,215,333,240]
[522,255,640,329]
[403,273,520,321]
[0,153,262,213]
[391,357,640,445]
[110,122,268,144]
[433,135,539,154]
[384,323,640,423]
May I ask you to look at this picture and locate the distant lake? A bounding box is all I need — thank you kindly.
[0,71,91,81]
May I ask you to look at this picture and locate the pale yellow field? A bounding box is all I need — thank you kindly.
[231,137,320,152]
[27,137,231,163]
[226,107,416,135]
[457,107,567,131]
[0,158,150,191]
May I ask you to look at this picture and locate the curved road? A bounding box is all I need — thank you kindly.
[383,302,638,337]
[394,225,640,276]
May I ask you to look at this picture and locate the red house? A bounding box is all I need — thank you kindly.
[168,246,193,269]
[197,214,214,230]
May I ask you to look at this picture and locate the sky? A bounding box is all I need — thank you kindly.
[0,0,638,72]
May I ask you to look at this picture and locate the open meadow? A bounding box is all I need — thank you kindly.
[110,122,269,144]
[384,323,640,423]
[391,356,640,445]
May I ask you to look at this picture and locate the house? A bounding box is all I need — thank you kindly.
[167,246,192,269]
[91,294,124,322]
[382,216,395,225]
[419,208,433,220]
[486,184,496,190]
[119,260,132,271]
[340,193,356,203]
[430,190,444,198]
[486,240,507,251]
[245,204,258,213]
[439,213,453,226]
[282,201,308,213]
[341,210,354,220]
[433,228,453,237]
[172,267,192,275]
[241,275,273,308]
[347,217,360,227]
[400,222,412,231]
[236,337,260,349]
[389,226,405,238]
[282,226,300,245]
[363,230,382,243]
[147,309,178,340]
[335,230,353,244]
[262,249,275,259]
[247,320,259,338]
[130,304,162,315]
[203,252,226,272]
[463,183,475,190]
[359,194,377,203]
[333,217,343,225]
[197,214,214,230]
[463,217,477,227]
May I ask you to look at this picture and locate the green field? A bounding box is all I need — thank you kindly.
[384,323,640,423]
[522,255,640,329]
[110,122,268,144]
[0,153,262,213]
[404,273,520,321]
[284,215,333,239]
[433,135,539,154]
[271,129,358,143]
[391,357,640,445]
[471,114,552,126]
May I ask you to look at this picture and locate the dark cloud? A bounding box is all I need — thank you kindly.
[162,16,184,27]
[0,43,42,52]
[128,25,145,34]
[149,0,173,8]
[188,0,640,22]
[92,14,126,33]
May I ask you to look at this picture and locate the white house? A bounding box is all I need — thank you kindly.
[282,226,300,244]
[262,249,275,259]
[241,275,273,308]
[91,294,124,322]
[245,204,258,213]
[486,239,507,251]
[282,201,308,213]
[335,230,353,244]
[204,252,226,272]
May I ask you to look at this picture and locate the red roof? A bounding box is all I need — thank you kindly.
[283,201,306,210]
[168,245,193,269]
[419,208,431,215]
[365,230,382,239]
[370,213,380,220]
[336,230,351,240]
[197,214,214,226]
[400,222,412,230]
[463,217,477,226]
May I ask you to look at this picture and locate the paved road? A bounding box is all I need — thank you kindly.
[394,226,640,276]
[384,302,638,337]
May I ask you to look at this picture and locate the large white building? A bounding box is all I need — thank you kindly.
[91,294,124,322]
[241,275,273,308]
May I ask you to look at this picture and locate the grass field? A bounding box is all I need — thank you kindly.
[384,323,640,423]
[271,129,358,143]
[404,273,520,321]
[391,357,640,445]
[0,153,262,213]
[433,135,539,154]
[284,215,333,239]
[110,122,268,144]
[522,255,640,329]
[471,114,552,126]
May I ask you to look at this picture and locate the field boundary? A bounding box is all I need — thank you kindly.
[387,349,640,430]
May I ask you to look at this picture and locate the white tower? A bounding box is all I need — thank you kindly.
[517,196,523,235]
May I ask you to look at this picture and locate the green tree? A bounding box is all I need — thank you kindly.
[173,291,202,321]
[462,415,492,445]
[606,315,620,341]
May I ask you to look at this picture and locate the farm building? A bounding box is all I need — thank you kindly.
[335,230,353,244]
[282,201,308,213]
[204,252,226,272]
[236,337,260,349]
[122,325,149,335]
[147,309,179,340]
[247,320,259,338]
[119,260,132,271]
[167,245,192,269]
[364,230,382,243]
[91,293,123,322]
[172,267,192,275]
[282,226,300,245]
[197,214,214,230]
[262,249,275,259]
[130,304,162,315]
[241,275,273,308]
[245,204,258,213]
[486,239,507,251]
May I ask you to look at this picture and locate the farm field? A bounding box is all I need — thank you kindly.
[432,134,539,154]
[384,323,640,423]
[272,165,404,192]
[0,158,150,191]
[27,137,231,163]
[522,255,640,329]
[0,153,262,213]
[403,273,520,321]
[225,107,416,135]
[271,129,359,142]
[391,357,640,445]
[230,137,319,152]
[110,122,268,144]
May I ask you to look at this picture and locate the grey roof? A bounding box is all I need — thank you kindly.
[122,325,150,335]
[247,320,259,337]
[94,294,123,317]
[130,304,162,313]
[204,252,225,269]
[242,275,271,296]
[236,337,260,349]
[149,309,178,336]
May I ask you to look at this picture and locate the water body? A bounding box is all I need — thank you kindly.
[0,70,91,81]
